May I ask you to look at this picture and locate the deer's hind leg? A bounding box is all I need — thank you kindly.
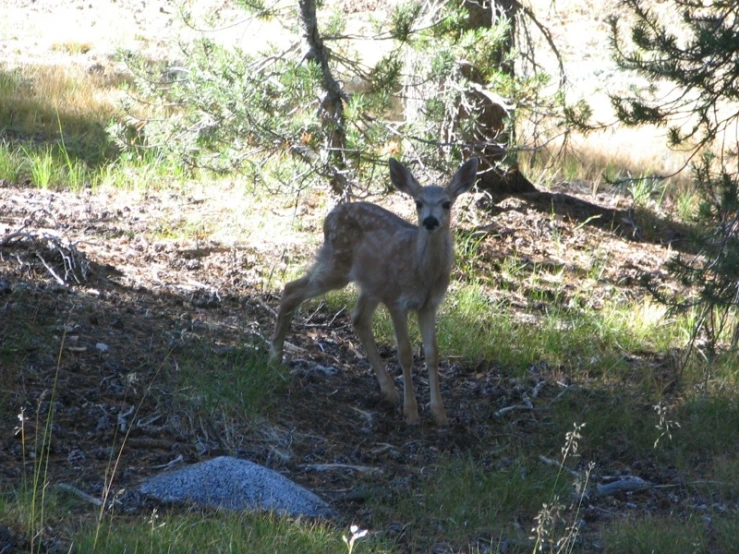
[352,293,400,405]
[269,264,349,364]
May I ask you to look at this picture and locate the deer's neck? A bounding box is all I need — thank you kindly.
[414,228,454,283]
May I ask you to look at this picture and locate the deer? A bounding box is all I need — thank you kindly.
[269,157,479,425]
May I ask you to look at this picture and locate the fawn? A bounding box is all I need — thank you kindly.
[269,158,478,424]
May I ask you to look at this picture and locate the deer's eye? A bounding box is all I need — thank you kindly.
[442,201,451,210]
[415,201,423,209]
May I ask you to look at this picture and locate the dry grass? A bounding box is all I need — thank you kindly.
[0,64,124,137]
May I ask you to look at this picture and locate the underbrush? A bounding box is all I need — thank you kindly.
[0,64,119,166]
[602,515,737,553]
[0,62,193,190]
[0,140,193,191]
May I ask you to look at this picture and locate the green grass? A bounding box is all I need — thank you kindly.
[172,346,286,424]
[288,276,739,551]
[0,491,396,554]
[0,138,195,190]
[603,515,707,554]
[0,143,23,183]
[0,65,125,164]
[311,277,692,387]
[670,395,739,469]
[72,510,394,554]
[0,62,194,191]
[439,285,687,376]
[378,456,572,549]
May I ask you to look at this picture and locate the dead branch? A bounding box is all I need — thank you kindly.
[538,455,580,478]
[595,476,652,497]
[1,226,90,285]
[303,463,383,475]
[56,483,104,507]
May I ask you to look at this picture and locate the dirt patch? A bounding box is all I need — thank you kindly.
[0,177,698,551]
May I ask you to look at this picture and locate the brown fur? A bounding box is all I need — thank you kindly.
[270,158,478,425]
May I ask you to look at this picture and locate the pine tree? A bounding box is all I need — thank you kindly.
[610,0,739,358]
[110,1,569,198]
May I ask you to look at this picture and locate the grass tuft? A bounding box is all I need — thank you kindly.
[73,510,393,554]
[603,515,706,554]
[173,346,286,422]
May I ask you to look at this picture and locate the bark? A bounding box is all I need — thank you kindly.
[298,0,349,197]
[462,0,537,196]
[476,165,537,199]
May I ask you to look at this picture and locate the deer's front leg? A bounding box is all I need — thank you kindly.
[389,308,419,424]
[352,294,399,405]
[418,305,448,425]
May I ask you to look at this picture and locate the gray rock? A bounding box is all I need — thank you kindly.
[138,456,334,518]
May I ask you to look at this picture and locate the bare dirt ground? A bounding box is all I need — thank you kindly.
[0,179,688,552]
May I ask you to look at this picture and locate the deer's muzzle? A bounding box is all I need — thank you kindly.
[422,216,440,231]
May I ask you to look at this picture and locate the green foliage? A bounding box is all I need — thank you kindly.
[389,2,421,42]
[111,40,323,179]
[384,456,568,546]
[612,1,739,363]
[610,0,739,147]
[644,156,739,360]
[111,0,567,195]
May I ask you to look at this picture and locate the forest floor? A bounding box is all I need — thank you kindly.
[0,177,698,552]
[1,0,727,552]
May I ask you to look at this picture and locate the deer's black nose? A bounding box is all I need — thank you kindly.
[423,216,439,230]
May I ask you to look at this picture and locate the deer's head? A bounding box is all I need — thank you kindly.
[389,158,478,233]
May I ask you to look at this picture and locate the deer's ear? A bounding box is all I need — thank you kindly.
[389,158,423,197]
[447,158,478,200]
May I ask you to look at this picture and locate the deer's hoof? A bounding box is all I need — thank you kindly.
[431,405,449,426]
[403,400,420,425]
[432,412,449,426]
[268,346,283,366]
[404,411,421,425]
[383,386,400,406]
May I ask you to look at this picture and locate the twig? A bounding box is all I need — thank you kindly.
[35,252,66,286]
[538,455,580,478]
[531,380,547,398]
[117,405,135,432]
[151,454,185,471]
[2,226,90,284]
[56,483,103,506]
[493,403,529,418]
[493,394,533,418]
[0,230,33,246]
[303,463,383,475]
[595,476,652,497]
[547,384,574,405]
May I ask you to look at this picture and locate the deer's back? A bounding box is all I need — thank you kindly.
[319,202,451,311]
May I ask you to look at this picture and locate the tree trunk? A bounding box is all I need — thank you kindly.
[476,165,537,199]
[298,0,349,198]
[461,0,536,196]
[464,0,517,77]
